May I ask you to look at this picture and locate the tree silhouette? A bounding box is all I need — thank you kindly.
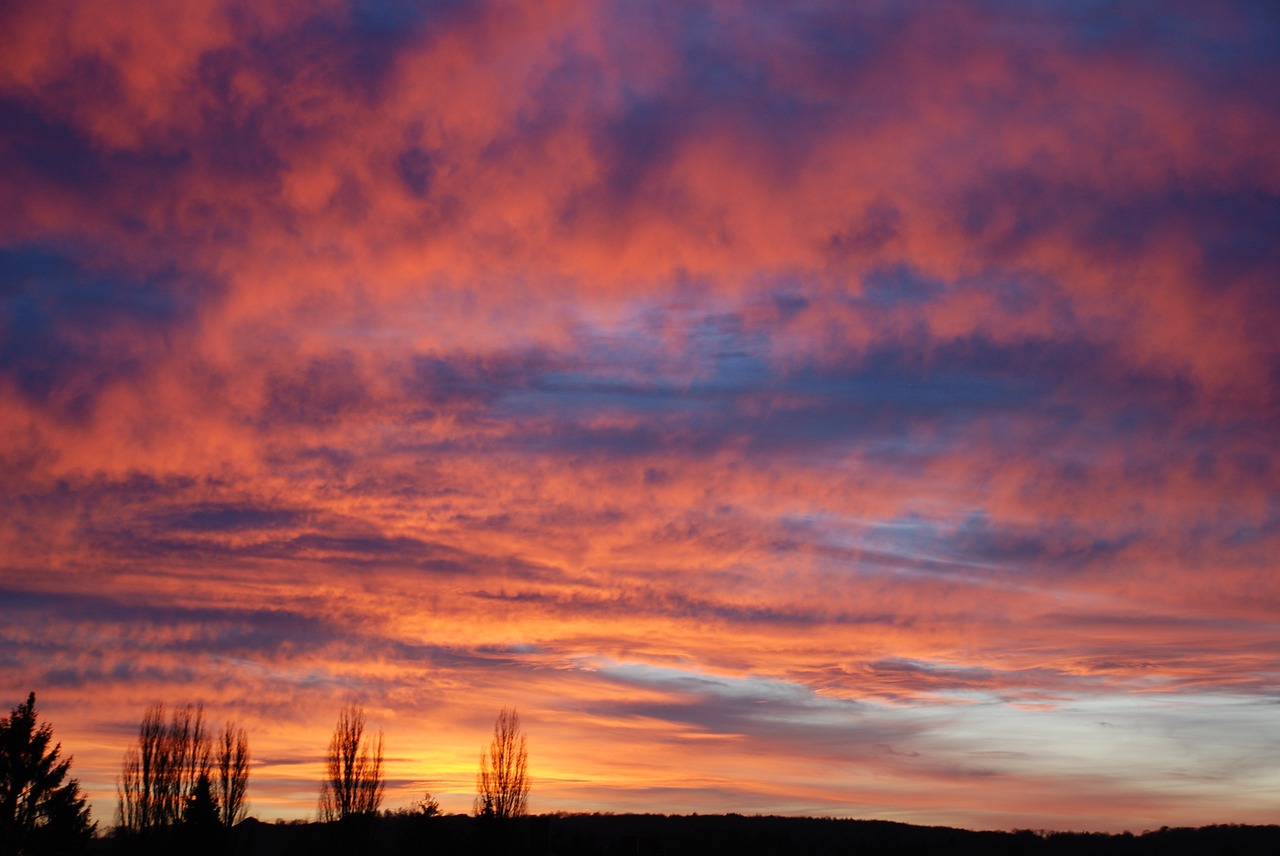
[216,722,250,829]
[117,703,212,834]
[184,772,220,829]
[0,692,94,855]
[474,707,529,819]
[318,704,384,821]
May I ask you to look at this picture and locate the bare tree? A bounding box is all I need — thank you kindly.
[117,705,162,833]
[474,707,528,819]
[117,704,212,834]
[318,704,384,821]
[216,722,250,828]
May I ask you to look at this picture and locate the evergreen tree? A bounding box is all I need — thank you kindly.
[0,692,94,855]
[183,773,220,831]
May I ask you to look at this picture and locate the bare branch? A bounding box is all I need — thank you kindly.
[116,703,215,834]
[475,707,529,818]
[217,722,250,828]
[318,703,384,821]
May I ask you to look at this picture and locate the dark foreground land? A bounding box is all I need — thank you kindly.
[88,814,1280,856]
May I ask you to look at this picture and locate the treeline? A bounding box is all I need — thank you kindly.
[114,702,249,850]
[112,700,529,853]
[91,813,1280,856]
[0,691,530,855]
[8,692,1280,856]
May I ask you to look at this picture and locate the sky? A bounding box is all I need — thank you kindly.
[2,0,1279,834]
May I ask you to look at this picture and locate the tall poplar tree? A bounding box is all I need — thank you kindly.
[318,704,384,821]
[474,707,529,819]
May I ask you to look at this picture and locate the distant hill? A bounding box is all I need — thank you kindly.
[87,813,1280,855]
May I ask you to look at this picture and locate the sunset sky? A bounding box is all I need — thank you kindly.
[2,0,1279,834]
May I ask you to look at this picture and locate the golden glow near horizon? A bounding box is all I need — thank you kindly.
[3,0,1280,835]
